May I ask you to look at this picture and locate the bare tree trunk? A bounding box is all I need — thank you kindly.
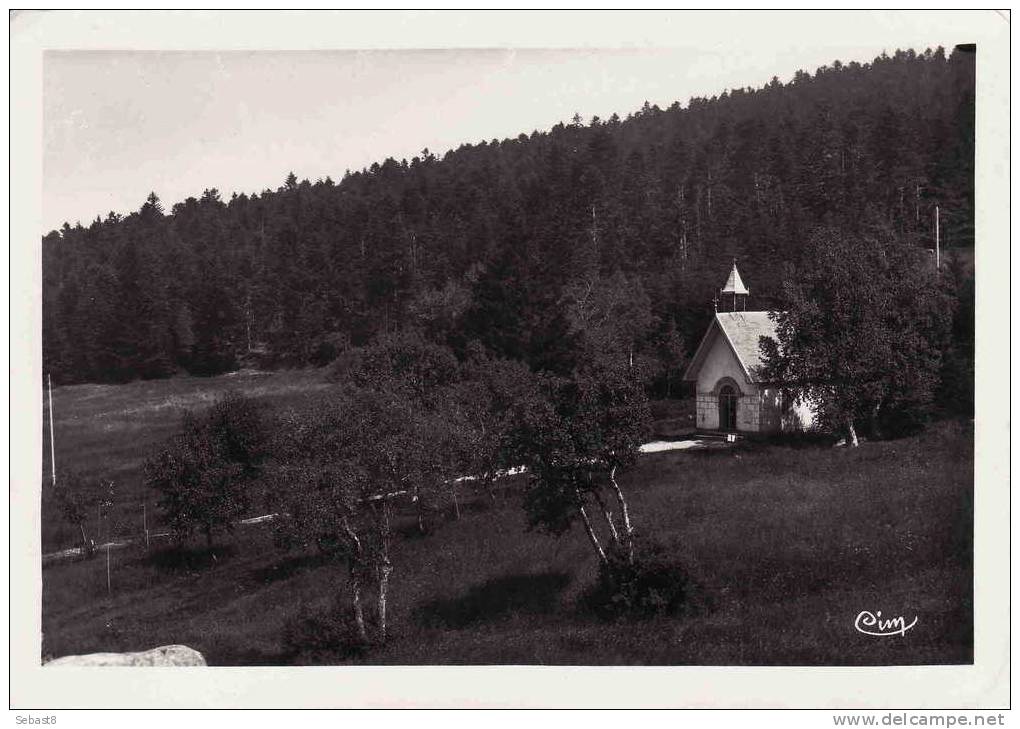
[575,490,609,568]
[376,560,392,643]
[341,516,368,643]
[591,488,620,547]
[349,567,368,644]
[414,486,427,534]
[376,502,393,643]
[78,522,94,558]
[485,463,502,505]
[608,466,635,563]
[245,292,253,353]
[451,483,461,520]
[869,403,882,440]
[846,417,859,447]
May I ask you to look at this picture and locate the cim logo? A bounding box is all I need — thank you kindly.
[854,610,918,637]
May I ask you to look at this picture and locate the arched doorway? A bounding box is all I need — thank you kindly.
[718,384,738,431]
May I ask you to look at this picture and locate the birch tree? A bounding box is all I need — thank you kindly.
[514,359,652,570]
[274,388,428,645]
[447,356,537,504]
[761,222,953,445]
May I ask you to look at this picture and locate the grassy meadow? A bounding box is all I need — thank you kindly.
[41,369,330,552]
[41,372,973,666]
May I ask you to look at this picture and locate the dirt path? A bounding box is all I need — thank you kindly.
[42,437,724,564]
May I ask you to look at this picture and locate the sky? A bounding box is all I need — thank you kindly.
[42,18,966,234]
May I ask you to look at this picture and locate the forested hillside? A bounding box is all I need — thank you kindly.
[42,46,975,390]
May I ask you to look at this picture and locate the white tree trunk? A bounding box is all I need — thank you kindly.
[575,491,609,568]
[376,560,392,643]
[78,523,92,557]
[846,417,859,447]
[349,568,368,643]
[341,515,368,642]
[592,488,620,546]
[870,402,882,439]
[414,485,427,534]
[608,466,635,563]
[375,500,393,643]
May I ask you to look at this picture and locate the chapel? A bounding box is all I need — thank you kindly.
[682,263,815,434]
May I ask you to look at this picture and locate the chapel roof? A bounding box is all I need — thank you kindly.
[716,311,778,374]
[682,311,781,383]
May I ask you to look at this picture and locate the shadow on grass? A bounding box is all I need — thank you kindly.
[142,543,238,573]
[451,496,505,517]
[248,550,334,585]
[414,571,571,629]
[749,432,839,450]
[391,497,513,540]
[391,513,436,542]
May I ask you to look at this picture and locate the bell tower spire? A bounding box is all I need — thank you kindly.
[720,259,749,312]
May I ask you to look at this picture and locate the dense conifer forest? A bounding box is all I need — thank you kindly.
[41,46,975,408]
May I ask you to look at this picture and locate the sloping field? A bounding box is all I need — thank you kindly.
[41,372,973,666]
[41,369,330,552]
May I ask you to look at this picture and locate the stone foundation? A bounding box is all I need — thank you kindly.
[696,392,763,432]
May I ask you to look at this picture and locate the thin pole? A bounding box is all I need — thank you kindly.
[106,544,111,595]
[47,374,57,486]
[935,205,940,271]
[143,503,149,550]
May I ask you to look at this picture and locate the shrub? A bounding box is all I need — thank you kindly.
[874,400,933,439]
[281,600,371,664]
[51,471,113,557]
[144,391,271,549]
[582,540,695,620]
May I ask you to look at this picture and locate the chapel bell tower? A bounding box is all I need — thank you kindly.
[717,260,749,312]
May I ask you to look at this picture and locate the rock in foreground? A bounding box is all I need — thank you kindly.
[45,645,206,667]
